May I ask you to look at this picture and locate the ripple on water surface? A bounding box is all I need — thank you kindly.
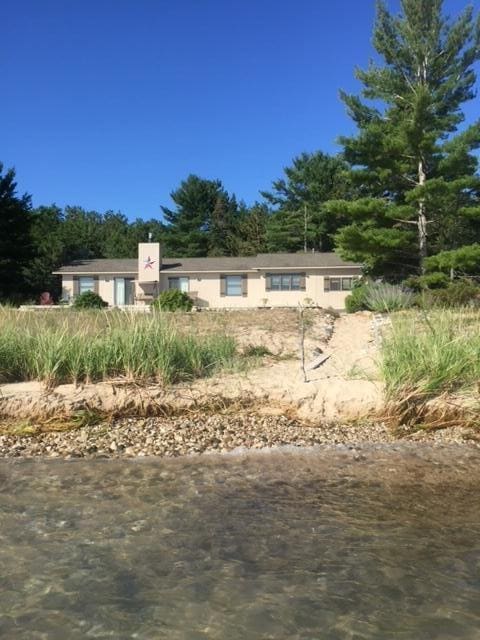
[0,445,480,640]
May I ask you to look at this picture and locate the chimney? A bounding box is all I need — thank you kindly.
[138,243,161,283]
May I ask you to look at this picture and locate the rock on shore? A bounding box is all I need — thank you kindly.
[0,412,478,459]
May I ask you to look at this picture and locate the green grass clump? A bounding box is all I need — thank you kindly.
[380,309,480,399]
[0,307,237,387]
[345,281,414,313]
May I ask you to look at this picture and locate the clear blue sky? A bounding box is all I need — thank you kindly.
[2,0,478,220]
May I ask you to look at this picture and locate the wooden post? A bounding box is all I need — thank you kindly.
[298,305,308,383]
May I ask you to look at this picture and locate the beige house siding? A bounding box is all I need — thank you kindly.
[55,249,362,310]
[61,268,361,309]
[175,270,360,309]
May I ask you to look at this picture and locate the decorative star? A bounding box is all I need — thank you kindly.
[144,256,156,269]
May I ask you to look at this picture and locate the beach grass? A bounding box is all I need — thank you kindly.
[380,309,480,400]
[0,307,238,387]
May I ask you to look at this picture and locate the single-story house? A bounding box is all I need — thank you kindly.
[53,243,362,309]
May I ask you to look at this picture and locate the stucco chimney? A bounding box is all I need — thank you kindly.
[138,243,161,282]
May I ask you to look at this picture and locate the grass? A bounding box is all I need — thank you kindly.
[0,307,239,387]
[380,308,480,400]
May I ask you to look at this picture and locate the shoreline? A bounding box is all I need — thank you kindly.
[1,408,478,459]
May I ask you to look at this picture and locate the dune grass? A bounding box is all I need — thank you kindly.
[380,309,480,400]
[0,307,238,387]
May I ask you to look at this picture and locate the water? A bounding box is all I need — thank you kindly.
[1,445,480,639]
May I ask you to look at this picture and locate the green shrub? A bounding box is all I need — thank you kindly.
[345,281,413,313]
[420,279,480,308]
[152,289,193,312]
[73,291,108,309]
[345,284,369,313]
[403,272,450,292]
[363,282,413,313]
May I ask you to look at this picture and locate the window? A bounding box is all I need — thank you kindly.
[79,277,95,294]
[324,276,358,292]
[267,273,305,291]
[329,277,341,291]
[225,275,242,296]
[168,277,189,293]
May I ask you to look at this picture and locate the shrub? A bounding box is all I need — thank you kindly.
[345,284,369,313]
[363,282,414,313]
[73,291,108,309]
[152,289,193,312]
[345,281,413,313]
[403,272,450,292]
[420,279,480,308]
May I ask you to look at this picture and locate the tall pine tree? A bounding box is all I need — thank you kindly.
[162,175,239,256]
[0,164,32,301]
[327,0,480,276]
[262,151,352,252]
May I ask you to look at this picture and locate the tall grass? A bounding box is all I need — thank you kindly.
[380,309,480,399]
[0,307,237,387]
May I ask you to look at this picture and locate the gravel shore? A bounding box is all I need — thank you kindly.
[0,411,478,458]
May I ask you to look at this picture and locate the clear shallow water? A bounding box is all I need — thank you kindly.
[1,446,480,640]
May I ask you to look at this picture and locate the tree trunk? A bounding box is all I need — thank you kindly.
[418,160,428,273]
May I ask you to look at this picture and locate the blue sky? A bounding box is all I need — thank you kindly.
[2,0,479,220]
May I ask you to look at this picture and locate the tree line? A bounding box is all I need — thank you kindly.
[1,0,479,302]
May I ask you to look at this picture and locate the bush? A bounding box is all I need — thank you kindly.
[345,281,413,313]
[419,279,480,308]
[345,284,369,313]
[364,282,414,313]
[152,289,193,312]
[403,272,450,292]
[73,291,108,309]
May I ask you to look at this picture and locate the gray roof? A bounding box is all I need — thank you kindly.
[53,253,361,275]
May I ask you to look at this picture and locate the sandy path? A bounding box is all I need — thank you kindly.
[207,311,383,421]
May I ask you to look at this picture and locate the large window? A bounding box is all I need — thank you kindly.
[79,277,95,294]
[225,275,243,296]
[168,277,189,293]
[325,276,358,292]
[267,273,305,291]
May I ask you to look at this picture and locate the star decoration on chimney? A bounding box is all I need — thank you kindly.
[144,256,156,269]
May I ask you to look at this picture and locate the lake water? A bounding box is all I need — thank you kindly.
[1,445,480,639]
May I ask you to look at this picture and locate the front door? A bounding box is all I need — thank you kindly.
[115,278,135,305]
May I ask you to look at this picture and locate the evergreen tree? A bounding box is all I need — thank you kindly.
[328,0,480,276]
[127,218,165,250]
[60,206,105,261]
[262,151,352,252]
[162,175,238,256]
[207,193,240,256]
[236,202,268,255]
[102,211,139,258]
[24,205,64,297]
[0,164,32,300]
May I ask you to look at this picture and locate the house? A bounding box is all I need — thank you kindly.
[53,243,362,309]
